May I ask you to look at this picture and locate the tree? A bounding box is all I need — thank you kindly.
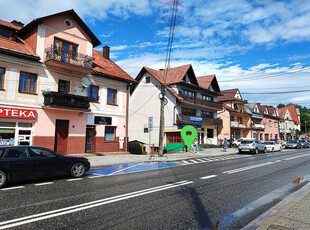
[277,103,285,108]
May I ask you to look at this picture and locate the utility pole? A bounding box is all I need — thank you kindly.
[158,0,179,157]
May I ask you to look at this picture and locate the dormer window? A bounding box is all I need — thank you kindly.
[54,38,78,63]
[0,28,12,40]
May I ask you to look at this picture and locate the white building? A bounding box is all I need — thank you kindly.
[129,64,223,152]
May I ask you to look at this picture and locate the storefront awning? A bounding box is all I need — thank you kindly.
[164,129,182,133]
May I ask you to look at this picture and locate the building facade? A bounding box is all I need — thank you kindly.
[278,105,300,140]
[129,65,223,152]
[0,10,136,154]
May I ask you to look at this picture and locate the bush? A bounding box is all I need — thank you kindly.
[129,143,143,154]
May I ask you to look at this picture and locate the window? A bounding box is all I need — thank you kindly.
[105,126,116,141]
[0,28,11,39]
[5,148,28,158]
[269,120,272,127]
[19,72,37,93]
[207,129,214,138]
[237,117,243,124]
[0,67,4,89]
[275,122,277,128]
[166,132,182,143]
[202,111,213,118]
[88,85,99,102]
[202,95,213,101]
[54,38,78,63]
[181,107,196,116]
[145,76,150,83]
[234,103,239,110]
[179,89,196,98]
[58,80,70,93]
[28,147,56,158]
[107,88,117,105]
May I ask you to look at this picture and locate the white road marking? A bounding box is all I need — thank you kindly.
[200,175,217,180]
[66,178,83,182]
[283,154,310,161]
[88,175,106,179]
[196,159,206,163]
[34,182,54,186]
[189,160,199,163]
[1,186,25,191]
[182,160,192,164]
[223,162,275,174]
[108,162,144,175]
[0,180,193,229]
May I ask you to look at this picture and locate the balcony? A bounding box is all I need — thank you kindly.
[43,91,90,112]
[45,46,93,74]
[179,95,222,110]
[231,121,251,129]
[176,114,223,127]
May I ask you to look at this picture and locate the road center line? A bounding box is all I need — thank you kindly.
[283,154,310,161]
[66,178,83,182]
[34,182,54,186]
[200,175,217,180]
[223,162,275,174]
[0,180,193,229]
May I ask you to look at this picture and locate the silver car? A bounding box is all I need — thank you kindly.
[238,139,267,154]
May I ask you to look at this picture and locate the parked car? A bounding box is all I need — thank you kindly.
[232,138,243,147]
[263,141,281,152]
[298,139,309,148]
[238,139,267,154]
[0,146,90,188]
[285,140,302,149]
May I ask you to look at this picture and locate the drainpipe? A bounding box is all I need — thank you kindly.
[126,84,130,152]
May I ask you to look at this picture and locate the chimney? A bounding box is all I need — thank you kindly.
[11,20,24,27]
[103,45,110,59]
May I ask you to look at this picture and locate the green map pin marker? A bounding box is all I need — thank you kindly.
[181,125,197,148]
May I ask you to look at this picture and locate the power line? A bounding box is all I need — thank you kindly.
[242,89,310,94]
[218,66,310,82]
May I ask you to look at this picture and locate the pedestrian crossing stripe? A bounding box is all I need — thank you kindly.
[181,155,251,165]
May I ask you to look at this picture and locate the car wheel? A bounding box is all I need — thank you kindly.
[70,163,86,178]
[238,150,242,154]
[255,148,259,154]
[0,170,7,188]
[279,148,281,152]
[264,148,267,153]
[272,148,274,152]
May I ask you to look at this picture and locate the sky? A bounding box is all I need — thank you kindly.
[1,0,310,107]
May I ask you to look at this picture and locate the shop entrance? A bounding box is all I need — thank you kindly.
[55,120,69,154]
[85,125,96,153]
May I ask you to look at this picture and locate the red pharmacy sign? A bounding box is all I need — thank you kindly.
[0,107,36,119]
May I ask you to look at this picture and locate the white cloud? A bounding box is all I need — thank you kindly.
[111,45,128,51]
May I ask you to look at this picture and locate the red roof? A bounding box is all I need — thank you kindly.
[0,19,22,30]
[197,75,215,89]
[218,88,245,102]
[158,64,192,84]
[287,104,300,124]
[277,107,287,119]
[0,36,37,57]
[92,50,136,83]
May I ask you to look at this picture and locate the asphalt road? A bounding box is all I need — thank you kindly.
[1,148,310,230]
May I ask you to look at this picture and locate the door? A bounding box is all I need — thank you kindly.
[55,120,69,154]
[85,126,96,153]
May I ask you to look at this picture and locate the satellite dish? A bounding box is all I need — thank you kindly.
[81,77,91,88]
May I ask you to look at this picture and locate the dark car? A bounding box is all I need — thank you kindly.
[285,140,302,149]
[299,139,309,148]
[0,146,90,188]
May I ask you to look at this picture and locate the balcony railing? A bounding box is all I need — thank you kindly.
[176,114,223,126]
[179,95,222,110]
[231,121,251,129]
[43,91,90,111]
[45,46,93,70]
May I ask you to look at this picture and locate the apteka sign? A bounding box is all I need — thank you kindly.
[0,107,36,119]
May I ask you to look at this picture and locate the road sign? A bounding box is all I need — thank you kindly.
[148,117,153,131]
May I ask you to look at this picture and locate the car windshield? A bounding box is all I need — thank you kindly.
[264,142,274,145]
[299,140,306,142]
[241,140,253,144]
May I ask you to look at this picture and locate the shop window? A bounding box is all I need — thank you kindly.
[54,38,78,63]
[0,67,4,89]
[166,132,182,143]
[105,126,116,141]
[107,88,117,105]
[88,85,99,102]
[207,129,214,138]
[58,80,70,93]
[19,72,37,94]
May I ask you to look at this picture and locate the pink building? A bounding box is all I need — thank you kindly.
[0,10,136,154]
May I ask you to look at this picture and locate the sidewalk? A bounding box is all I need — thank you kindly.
[83,147,237,167]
